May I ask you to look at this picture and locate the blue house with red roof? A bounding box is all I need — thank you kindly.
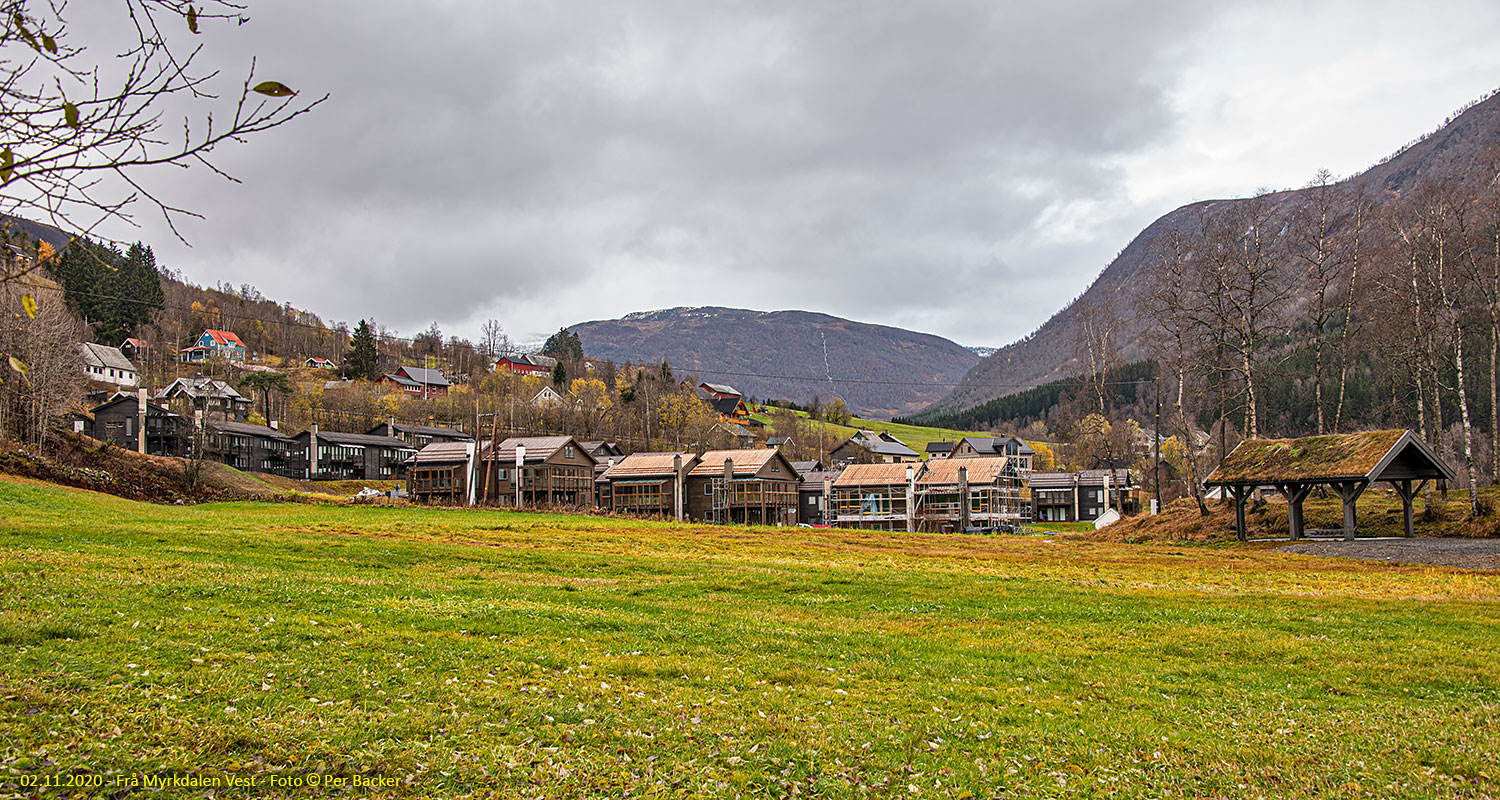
[180,329,247,363]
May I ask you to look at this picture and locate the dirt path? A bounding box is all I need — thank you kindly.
[1278,538,1500,570]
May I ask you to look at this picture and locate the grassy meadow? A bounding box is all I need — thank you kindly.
[2,475,1499,798]
[748,407,992,456]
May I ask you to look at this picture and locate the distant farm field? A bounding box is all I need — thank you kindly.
[2,476,1498,798]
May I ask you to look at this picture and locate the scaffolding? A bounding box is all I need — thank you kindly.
[708,474,730,525]
[915,457,1032,534]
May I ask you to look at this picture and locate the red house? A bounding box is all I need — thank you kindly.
[495,355,553,377]
[698,382,742,401]
[379,365,451,397]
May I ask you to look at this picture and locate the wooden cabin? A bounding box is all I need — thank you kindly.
[404,441,475,505]
[600,452,700,518]
[683,449,799,526]
[830,462,916,530]
[474,435,598,507]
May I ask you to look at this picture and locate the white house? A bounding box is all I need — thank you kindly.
[80,342,138,387]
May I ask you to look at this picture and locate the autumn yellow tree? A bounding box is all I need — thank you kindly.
[1030,441,1056,472]
[659,393,716,450]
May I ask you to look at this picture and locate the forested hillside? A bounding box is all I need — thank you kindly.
[909,88,1500,514]
[920,88,1500,421]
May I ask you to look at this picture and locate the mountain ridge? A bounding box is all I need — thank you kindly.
[915,86,1500,421]
[568,306,979,419]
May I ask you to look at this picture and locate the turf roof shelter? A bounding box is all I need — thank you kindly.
[1203,429,1455,541]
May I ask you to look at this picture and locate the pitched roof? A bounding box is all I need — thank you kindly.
[581,441,624,457]
[157,375,247,401]
[405,441,473,465]
[371,422,473,441]
[710,396,746,415]
[1078,468,1132,486]
[800,469,842,491]
[926,441,954,454]
[919,456,1011,485]
[701,382,741,397]
[688,448,787,477]
[1204,430,1455,485]
[80,342,136,372]
[839,435,919,458]
[300,430,416,450]
[207,420,293,440]
[525,353,558,369]
[204,329,245,347]
[832,462,917,487]
[383,373,421,388]
[89,395,176,417]
[791,459,824,474]
[395,366,450,386]
[1029,472,1078,489]
[480,435,593,465]
[604,452,697,479]
[956,436,1035,456]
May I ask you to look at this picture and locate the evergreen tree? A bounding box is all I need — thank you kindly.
[541,327,584,361]
[344,320,380,380]
[551,361,567,386]
[48,238,163,344]
[240,372,292,422]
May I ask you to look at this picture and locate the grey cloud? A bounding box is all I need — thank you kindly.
[104,0,1442,350]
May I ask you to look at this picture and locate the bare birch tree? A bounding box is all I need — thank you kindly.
[1140,226,1209,515]
[1290,169,1342,434]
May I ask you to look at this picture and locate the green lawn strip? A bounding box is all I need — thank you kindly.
[1,477,1498,797]
[747,408,991,456]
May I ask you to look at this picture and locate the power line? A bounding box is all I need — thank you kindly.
[31,281,1153,391]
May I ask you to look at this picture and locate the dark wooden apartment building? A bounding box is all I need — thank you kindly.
[1031,468,1138,522]
[293,425,417,481]
[205,420,305,479]
[87,394,189,457]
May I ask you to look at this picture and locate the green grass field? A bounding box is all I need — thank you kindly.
[749,407,995,456]
[2,475,1498,797]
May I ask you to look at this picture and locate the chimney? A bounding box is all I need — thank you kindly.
[958,466,969,532]
[673,454,684,522]
[905,465,916,533]
[136,387,147,454]
[309,422,319,480]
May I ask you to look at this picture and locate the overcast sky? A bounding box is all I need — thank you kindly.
[91,0,1500,349]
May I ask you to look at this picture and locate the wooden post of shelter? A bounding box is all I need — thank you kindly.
[1391,479,1428,539]
[1229,484,1249,542]
[1278,483,1313,540]
[1332,481,1366,541]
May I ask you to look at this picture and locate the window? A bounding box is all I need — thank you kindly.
[704,483,712,496]
[565,445,574,458]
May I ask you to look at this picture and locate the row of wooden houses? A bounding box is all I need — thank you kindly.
[397,431,1132,533]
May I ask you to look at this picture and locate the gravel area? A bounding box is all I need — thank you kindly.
[1278,538,1500,570]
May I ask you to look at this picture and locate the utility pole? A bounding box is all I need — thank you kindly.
[1154,376,1162,515]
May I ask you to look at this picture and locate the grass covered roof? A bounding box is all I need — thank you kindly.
[1204,430,1416,486]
